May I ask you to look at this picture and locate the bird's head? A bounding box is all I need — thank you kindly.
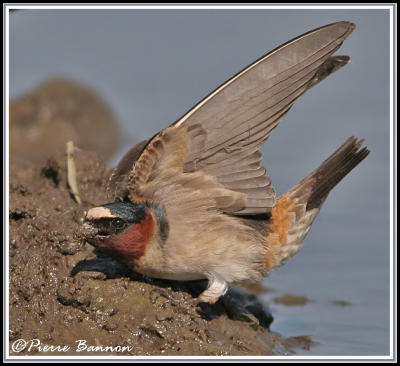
[84,201,156,264]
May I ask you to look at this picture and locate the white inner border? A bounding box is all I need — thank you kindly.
[4,3,396,362]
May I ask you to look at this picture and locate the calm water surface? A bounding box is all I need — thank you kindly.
[262,210,389,355]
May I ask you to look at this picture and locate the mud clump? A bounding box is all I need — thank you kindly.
[330,300,352,307]
[272,294,314,306]
[8,148,313,356]
[10,79,121,164]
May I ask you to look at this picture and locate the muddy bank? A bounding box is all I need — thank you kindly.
[8,78,310,356]
[9,148,314,356]
[10,79,121,164]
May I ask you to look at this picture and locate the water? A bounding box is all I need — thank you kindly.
[263,211,390,356]
[9,9,391,357]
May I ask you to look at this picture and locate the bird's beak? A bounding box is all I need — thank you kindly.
[81,208,103,248]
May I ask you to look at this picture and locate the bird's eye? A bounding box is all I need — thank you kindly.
[112,218,125,230]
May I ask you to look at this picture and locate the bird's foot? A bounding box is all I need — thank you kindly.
[194,274,228,305]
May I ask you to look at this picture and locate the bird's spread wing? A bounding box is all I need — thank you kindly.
[107,21,355,215]
[107,139,149,200]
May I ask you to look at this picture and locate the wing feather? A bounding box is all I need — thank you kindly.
[108,22,355,215]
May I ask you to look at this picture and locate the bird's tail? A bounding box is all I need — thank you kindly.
[261,137,370,272]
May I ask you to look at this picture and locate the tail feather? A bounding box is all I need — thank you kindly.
[263,137,369,271]
[288,136,370,209]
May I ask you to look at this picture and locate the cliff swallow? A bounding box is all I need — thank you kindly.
[85,22,369,304]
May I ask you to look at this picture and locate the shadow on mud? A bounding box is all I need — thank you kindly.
[71,252,273,329]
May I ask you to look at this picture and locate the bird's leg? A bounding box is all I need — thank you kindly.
[196,274,228,304]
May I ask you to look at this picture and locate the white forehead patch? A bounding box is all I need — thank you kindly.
[86,207,116,220]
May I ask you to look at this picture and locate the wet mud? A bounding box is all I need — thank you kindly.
[272,294,314,306]
[8,149,314,356]
[8,79,313,356]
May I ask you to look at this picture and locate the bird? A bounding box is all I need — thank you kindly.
[85,21,370,304]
